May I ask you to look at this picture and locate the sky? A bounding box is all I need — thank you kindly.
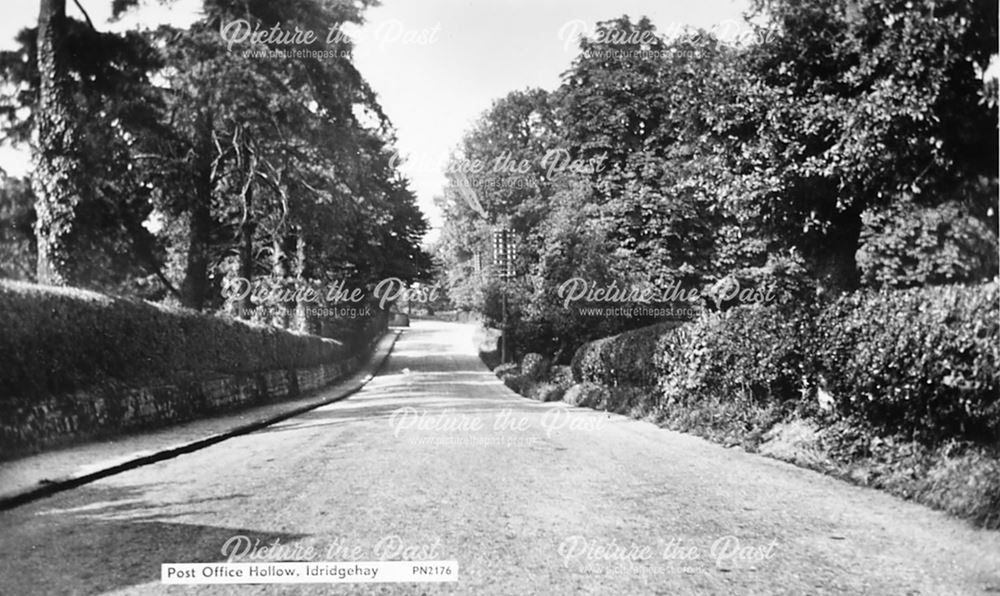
[0,0,752,241]
[0,0,204,176]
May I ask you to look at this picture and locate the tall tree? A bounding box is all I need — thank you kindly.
[3,7,169,294]
[31,0,82,284]
[140,0,429,312]
[731,0,999,292]
[554,18,739,285]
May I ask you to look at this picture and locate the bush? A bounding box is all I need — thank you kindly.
[0,281,382,400]
[553,280,1000,525]
[810,281,1000,444]
[520,353,550,380]
[573,280,999,447]
[571,322,680,388]
[702,252,817,310]
[858,200,999,289]
[658,305,812,410]
[548,365,574,388]
[563,383,610,408]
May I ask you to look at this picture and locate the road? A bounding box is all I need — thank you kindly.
[1,320,998,595]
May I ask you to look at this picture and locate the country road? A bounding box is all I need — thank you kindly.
[1,320,998,595]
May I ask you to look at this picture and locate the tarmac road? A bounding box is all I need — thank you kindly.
[1,320,998,595]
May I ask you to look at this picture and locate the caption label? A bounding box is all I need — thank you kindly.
[162,561,458,584]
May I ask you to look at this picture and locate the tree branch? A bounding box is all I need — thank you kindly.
[71,0,97,31]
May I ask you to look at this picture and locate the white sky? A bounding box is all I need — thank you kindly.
[0,0,752,241]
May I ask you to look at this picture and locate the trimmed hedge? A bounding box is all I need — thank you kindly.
[571,280,999,446]
[0,280,360,401]
[571,321,681,389]
[658,305,811,409]
[810,283,999,444]
[562,281,999,526]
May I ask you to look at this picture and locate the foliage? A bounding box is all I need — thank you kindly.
[858,199,999,288]
[569,281,998,446]
[0,175,35,281]
[439,6,998,367]
[523,181,644,360]
[702,251,817,310]
[724,0,999,290]
[0,18,168,292]
[509,283,1000,527]
[436,5,1000,527]
[571,321,681,389]
[434,88,557,316]
[655,305,814,436]
[810,281,999,444]
[0,0,430,321]
[438,22,764,361]
[554,20,741,284]
[0,280,388,401]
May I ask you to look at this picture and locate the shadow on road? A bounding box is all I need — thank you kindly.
[0,483,308,596]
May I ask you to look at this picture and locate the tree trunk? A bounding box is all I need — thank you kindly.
[238,180,255,317]
[270,233,293,328]
[809,207,863,296]
[31,0,81,285]
[292,230,309,333]
[180,109,214,310]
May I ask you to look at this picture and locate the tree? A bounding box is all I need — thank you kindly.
[131,0,428,313]
[31,0,84,284]
[857,199,999,288]
[434,88,556,310]
[2,8,169,294]
[4,0,430,319]
[730,0,999,292]
[554,18,742,285]
[526,180,637,360]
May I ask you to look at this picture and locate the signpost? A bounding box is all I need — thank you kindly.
[492,224,515,364]
[456,171,516,364]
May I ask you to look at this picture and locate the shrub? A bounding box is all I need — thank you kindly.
[649,308,798,447]
[858,200,999,289]
[520,353,550,381]
[559,280,1000,525]
[658,305,812,410]
[702,252,817,310]
[810,281,1000,444]
[571,322,679,388]
[563,383,609,408]
[548,365,574,389]
[573,280,999,447]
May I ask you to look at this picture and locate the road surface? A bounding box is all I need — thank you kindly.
[1,320,998,595]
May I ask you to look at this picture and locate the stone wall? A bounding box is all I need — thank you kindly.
[0,345,376,461]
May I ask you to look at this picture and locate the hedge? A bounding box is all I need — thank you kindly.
[0,280,359,401]
[570,280,999,447]
[556,281,1000,527]
[570,321,681,389]
[809,282,1000,444]
[657,305,811,409]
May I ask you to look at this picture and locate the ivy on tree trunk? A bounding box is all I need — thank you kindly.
[31,0,83,285]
